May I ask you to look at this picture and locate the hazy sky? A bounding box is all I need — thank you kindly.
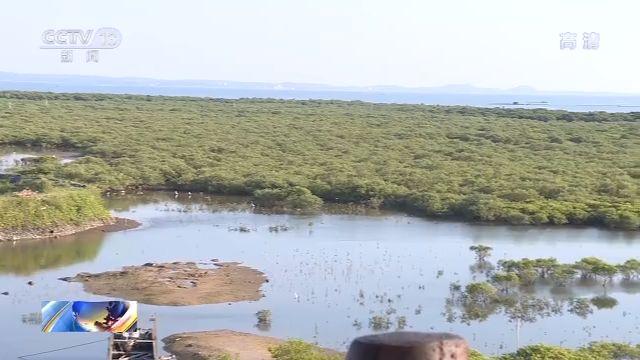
[1,0,638,93]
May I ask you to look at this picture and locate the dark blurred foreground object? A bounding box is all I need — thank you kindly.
[347,332,469,360]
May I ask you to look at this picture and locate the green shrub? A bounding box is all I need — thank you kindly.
[0,188,110,229]
[214,354,237,360]
[496,342,640,360]
[269,340,343,360]
[470,349,490,360]
[498,344,581,360]
[0,180,13,195]
[254,186,323,210]
[577,342,640,359]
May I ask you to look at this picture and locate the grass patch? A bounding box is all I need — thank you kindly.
[0,188,110,230]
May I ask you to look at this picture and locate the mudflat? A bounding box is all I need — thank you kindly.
[0,217,140,242]
[163,330,284,360]
[61,261,267,306]
[163,330,343,360]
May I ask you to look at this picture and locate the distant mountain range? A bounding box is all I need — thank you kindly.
[0,72,635,97]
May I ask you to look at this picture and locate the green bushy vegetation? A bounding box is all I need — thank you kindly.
[214,354,238,360]
[254,186,323,210]
[0,188,110,230]
[269,340,342,360]
[485,342,640,359]
[270,340,640,360]
[0,91,638,229]
[494,255,640,289]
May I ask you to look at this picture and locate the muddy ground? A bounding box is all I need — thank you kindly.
[61,261,267,305]
[163,330,342,360]
[0,217,140,242]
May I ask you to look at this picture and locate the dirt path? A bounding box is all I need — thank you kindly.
[61,261,267,305]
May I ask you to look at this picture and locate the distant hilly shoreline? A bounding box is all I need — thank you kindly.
[0,71,637,97]
[2,72,640,113]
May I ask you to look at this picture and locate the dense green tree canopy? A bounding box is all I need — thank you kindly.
[1,92,638,229]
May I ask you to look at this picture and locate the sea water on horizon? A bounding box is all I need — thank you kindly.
[1,81,639,113]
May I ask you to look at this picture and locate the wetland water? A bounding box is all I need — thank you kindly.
[0,193,638,359]
[0,146,80,172]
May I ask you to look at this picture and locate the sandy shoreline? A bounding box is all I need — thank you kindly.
[163,330,343,360]
[61,261,267,306]
[0,217,140,242]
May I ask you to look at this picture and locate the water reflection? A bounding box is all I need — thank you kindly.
[255,310,272,331]
[440,249,640,349]
[445,253,640,326]
[590,295,618,309]
[21,312,42,326]
[104,192,253,213]
[619,280,640,294]
[0,145,80,172]
[0,231,106,275]
[104,191,393,217]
